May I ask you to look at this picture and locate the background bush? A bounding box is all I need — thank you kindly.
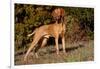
[15,4,94,52]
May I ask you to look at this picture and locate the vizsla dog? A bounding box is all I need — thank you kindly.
[24,8,66,61]
[24,22,66,61]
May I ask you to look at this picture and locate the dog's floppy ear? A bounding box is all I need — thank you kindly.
[52,8,65,19]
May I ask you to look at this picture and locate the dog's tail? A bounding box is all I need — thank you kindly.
[27,28,38,37]
[27,31,35,37]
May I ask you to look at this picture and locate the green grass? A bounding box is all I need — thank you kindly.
[15,40,94,65]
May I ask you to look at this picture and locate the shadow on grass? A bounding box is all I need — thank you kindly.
[48,44,84,54]
[15,43,84,56]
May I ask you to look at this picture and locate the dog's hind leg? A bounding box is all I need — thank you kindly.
[24,34,42,61]
[34,36,49,58]
[41,35,50,48]
[41,38,48,48]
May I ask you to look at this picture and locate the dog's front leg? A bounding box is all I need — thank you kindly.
[62,36,66,53]
[55,36,59,55]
